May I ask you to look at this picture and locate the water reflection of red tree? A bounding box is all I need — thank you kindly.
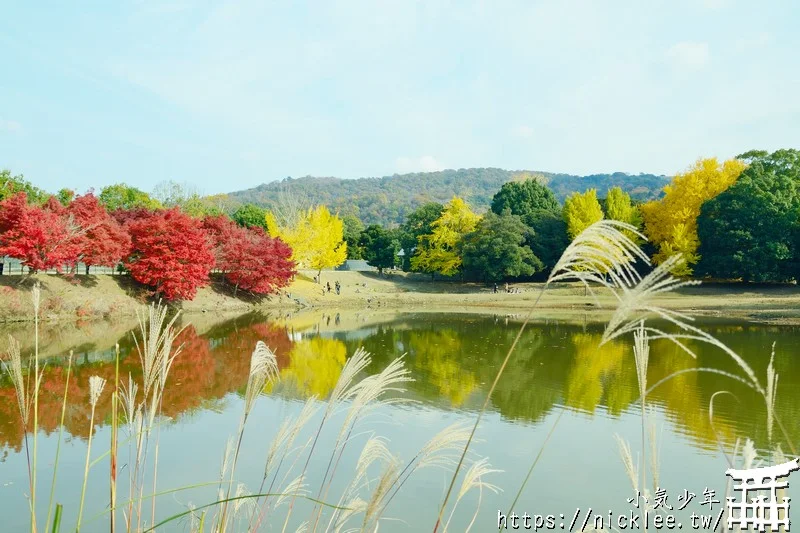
[0,321,293,450]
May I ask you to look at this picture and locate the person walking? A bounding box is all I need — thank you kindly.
[493,282,498,294]
[327,282,332,293]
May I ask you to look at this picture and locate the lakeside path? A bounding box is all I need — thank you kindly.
[1,270,799,325]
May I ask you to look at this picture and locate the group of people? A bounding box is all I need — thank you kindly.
[492,282,521,294]
[321,280,341,296]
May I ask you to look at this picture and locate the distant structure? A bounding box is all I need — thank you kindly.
[336,260,377,272]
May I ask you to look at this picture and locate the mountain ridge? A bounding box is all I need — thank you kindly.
[228,167,669,226]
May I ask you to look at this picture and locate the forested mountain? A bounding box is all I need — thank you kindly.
[228,168,668,226]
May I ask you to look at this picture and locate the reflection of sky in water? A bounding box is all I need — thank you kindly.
[0,312,797,532]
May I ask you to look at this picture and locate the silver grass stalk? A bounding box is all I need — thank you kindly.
[317,356,412,523]
[233,483,253,514]
[274,475,308,509]
[89,376,107,409]
[77,375,106,532]
[456,458,502,502]
[340,357,413,432]
[601,254,765,396]
[221,342,279,531]
[633,322,649,398]
[362,457,401,531]
[329,347,372,409]
[2,335,30,425]
[614,434,639,494]
[31,282,41,316]
[133,302,183,401]
[765,343,779,443]
[648,415,660,492]
[548,220,649,292]
[244,341,279,416]
[444,458,502,533]
[250,397,319,531]
[119,373,139,428]
[333,498,368,533]
[417,423,474,470]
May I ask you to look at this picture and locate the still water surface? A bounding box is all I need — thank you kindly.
[1,311,798,531]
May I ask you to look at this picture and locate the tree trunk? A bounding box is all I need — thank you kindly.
[85,264,90,275]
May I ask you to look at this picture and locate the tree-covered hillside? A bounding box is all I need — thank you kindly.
[228,168,668,226]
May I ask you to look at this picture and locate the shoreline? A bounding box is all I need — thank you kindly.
[1,270,799,325]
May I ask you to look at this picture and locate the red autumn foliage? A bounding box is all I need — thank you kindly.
[202,215,295,295]
[110,207,155,228]
[68,193,131,268]
[43,195,67,214]
[0,192,80,272]
[126,208,215,301]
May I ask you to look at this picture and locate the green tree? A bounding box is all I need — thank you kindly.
[343,214,365,259]
[462,210,544,282]
[563,189,603,239]
[0,169,47,204]
[411,197,480,277]
[98,183,162,211]
[399,202,444,271]
[490,177,560,225]
[56,188,75,206]
[232,204,268,229]
[359,224,399,273]
[696,149,800,282]
[528,211,570,274]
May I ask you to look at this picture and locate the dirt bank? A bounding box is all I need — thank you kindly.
[2,271,799,325]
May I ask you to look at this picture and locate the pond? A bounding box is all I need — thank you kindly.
[0,310,798,532]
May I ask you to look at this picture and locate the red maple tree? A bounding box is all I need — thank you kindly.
[0,192,80,272]
[126,208,215,300]
[202,215,295,295]
[110,207,154,228]
[68,193,131,272]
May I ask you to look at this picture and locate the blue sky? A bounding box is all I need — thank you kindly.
[1,0,798,196]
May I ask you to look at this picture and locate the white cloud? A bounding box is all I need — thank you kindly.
[395,155,444,174]
[512,125,534,138]
[0,118,22,133]
[665,41,710,71]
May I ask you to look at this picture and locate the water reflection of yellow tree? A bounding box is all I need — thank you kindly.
[407,329,479,407]
[645,338,740,449]
[268,337,348,398]
[563,333,635,415]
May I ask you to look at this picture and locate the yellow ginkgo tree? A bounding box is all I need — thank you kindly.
[411,197,480,277]
[266,204,347,278]
[563,189,604,239]
[640,157,746,276]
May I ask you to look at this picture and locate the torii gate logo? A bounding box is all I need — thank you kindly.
[726,459,799,532]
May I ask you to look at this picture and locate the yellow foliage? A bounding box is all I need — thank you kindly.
[563,189,604,239]
[266,205,347,272]
[410,197,480,276]
[272,337,347,398]
[407,329,478,407]
[606,187,641,227]
[641,158,746,275]
[564,333,629,413]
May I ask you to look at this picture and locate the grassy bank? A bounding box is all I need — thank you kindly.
[1,270,799,324]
